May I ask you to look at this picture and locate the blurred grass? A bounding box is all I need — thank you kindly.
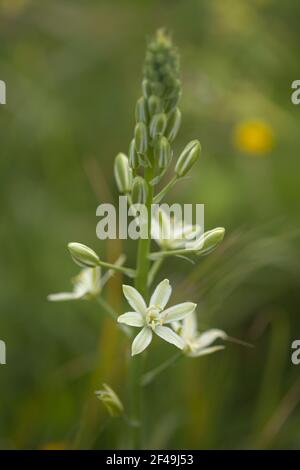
[0,0,300,449]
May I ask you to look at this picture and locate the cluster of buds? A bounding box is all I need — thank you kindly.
[114,29,201,196]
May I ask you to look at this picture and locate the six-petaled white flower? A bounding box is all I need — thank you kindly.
[151,208,201,250]
[173,311,227,357]
[48,266,105,301]
[118,279,196,356]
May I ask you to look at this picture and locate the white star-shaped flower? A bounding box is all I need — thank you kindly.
[151,208,201,250]
[48,266,104,301]
[118,279,196,356]
[173,312,227,357]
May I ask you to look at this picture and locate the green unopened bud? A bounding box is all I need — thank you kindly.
[154,136,172,168]
[143,29,181,110]
[95,384,124,417]
[192,228,225,255]
[166,108,181,142]
[129,139,140,169]
[114,153,132,193]
[68,242,100,268]
[149,113,167,139]
[165,92,180,112]
[150,82,164,97]
[131,176,147,204]
[134,122,148,154]
[135,96,148,124]
[142,79,151,98]
[138,153,152,168]
[175,140,201,177]
[148,95,162,116]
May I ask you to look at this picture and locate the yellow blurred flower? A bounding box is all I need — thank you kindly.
[233,119,275,155]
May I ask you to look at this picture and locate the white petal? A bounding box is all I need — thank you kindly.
[162,302,196,323]
[122,285,147,315]
[47,292,82,301]
[131,327,153,356]
[195,329,227,349]
[151,218,161,244]
[117,312,144,327]
[150,279,172,310]
[155,325,185,350]
[77,267,101,295]
[157,208,171,241]
[173,224,201,241]
[188,345,225,358]
[182,311,198,340]
[171,321,181,334]
[185,232,205,250]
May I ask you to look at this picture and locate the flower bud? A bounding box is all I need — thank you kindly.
[129,139,140,169]
[165,108,181,142]
[154,136,172,168]
[150,81,164,97]
[142,79,151,98]
[147,95,162,116]
[68,242,100,268]
[114,153,132,193]
[175,140,201,177]
[190,228,225,255]
[165,92,180,113]
[134,122,148,154]
[149,113,167,139]
[135,96,148,124]
[95,384,124,417]
[131,176,147,204]
[138,153,152,168]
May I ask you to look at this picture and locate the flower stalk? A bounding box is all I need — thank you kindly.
[129,164,154,448]
[47,29,230,451]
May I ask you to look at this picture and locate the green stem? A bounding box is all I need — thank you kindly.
[98,260,135,278]
[141,352,181,387]
[147,258,164,287]
[135,166,154,295]
[95,297,132,338]
[130,164,154,449]
[148,247,190,260]
[153,175,178,204]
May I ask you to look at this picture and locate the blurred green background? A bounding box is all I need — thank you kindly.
[1,0,300,450]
